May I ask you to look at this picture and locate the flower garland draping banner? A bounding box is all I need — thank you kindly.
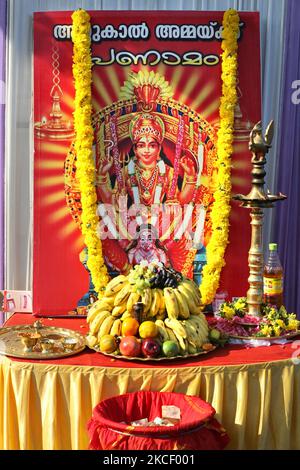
[71,10,109,295]
[33,10,261,316]
[200,9,239,305]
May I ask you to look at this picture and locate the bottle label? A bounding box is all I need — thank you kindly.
[263,277,283,295]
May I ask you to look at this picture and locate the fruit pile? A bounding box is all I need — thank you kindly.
[86,262,213,359]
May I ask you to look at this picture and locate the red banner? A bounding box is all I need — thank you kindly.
[33,11,261,316]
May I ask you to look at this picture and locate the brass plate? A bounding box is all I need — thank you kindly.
[0,325,86,359]
[229,330,300,341]
[89,344,217,362]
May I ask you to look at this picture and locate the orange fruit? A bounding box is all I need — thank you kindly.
[139,321,158,339]
[99,335,117,353]
[121,317,140,337]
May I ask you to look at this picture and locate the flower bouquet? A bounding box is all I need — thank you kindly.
[211,298,300,339]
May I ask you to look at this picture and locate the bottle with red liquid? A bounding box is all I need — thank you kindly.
[263,243,284,308]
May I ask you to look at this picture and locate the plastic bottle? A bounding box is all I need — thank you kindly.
[263,243,284,308]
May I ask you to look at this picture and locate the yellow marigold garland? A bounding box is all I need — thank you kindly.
[200,9,240,305]
[71,10,109,295]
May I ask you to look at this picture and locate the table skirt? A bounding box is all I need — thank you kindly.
[1,354,299,450]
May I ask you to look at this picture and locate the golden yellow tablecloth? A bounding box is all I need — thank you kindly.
[1,354,300,450]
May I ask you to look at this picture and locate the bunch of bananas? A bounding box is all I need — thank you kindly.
[155,314,209,355]
[86,264,212,357]
[164,277,202,320]
[86,275,129,347]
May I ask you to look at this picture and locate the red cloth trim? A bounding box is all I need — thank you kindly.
[4,313,296,368]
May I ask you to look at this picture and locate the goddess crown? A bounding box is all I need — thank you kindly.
[129,113,165,144]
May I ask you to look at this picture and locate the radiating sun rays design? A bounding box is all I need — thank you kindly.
[36,140,84,252]
[37,65,248,250]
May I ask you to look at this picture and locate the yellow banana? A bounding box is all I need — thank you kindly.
[177,284,201,315]
[105,275,128,295]
[121,311,134,321]
[158,289,165,315]
[111,304,127,317]
[190,314,208,330]
[110,319,122,337]
[127,291,141,313]
[156,312,166,321]
[183,320,202,348]
[141,287,152,313]
[183,275,201,292]
[165,327,180,347]
[87,301,112,323]
[114,283,131,306]
[148,288,161,317]
[87,299,101,317]
[98,315,115,340]
[173,330,186,352]
[173,289,190,319]
[90,311,111,335]
[179,280,198,304]
[183,338,190,354]
[198,312,208,323]
[86,334,98,348]
[200,319,209,337]
[164,288,179,319]
[180,280,199,302]
[190,315,209,340]
[155,319,169,343]
[183,320,197,344]
[164,318,187,339]
[188,317,208,344]
[188,343,198,355]
[181,278,202,305]
[186,316,201,333]
[101,296,115,308]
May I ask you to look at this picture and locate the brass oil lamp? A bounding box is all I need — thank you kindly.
[34,43,74,140]
[233,121,286,316]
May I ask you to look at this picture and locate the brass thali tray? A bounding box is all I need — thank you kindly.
[229,330,300,341]
[89,344,217,362]
[0,324,86,359]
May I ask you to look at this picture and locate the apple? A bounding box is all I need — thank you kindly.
[119,336,141,357]
[141,338,161,358]
[162,340,179,358]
